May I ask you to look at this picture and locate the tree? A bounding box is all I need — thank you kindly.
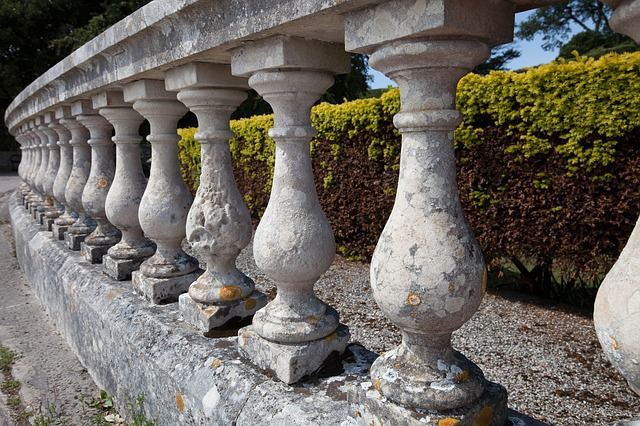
[474,46,521,75]
[517,0,613,51]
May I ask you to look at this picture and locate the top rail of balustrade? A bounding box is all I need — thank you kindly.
[4,0,565,134]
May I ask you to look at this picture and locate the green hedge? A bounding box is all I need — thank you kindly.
[178,52,640,300]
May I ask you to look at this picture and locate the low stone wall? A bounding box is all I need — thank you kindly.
[8,190,373,425]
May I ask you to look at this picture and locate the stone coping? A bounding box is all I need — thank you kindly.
[9,191,546,425]
[4,0,561,133]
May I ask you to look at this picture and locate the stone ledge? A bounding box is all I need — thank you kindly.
[8,191,547,425]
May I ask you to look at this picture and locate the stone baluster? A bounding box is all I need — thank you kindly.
[75,107,121,264]
[23,125,40,209]
[63,101,96,251]
[51,106,78,240]
[165,62,267,332]
[343,3,515,424]
[230,36,351,384]
[42,112,63,231]
[123,79,199,303]
[33,117,51,223]
[95,90,155,280]
[595,0,640,397]
[16,130,30,203]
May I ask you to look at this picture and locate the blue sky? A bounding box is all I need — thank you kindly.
[370,11,561,88]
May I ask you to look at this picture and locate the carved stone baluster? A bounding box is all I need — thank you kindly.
[344,3,514,424]
[95,90,155,280]
[24,124,41,209]
[51,106,78,240]
[42,112,63,231]
[123,79,199,303]
[32,118,50,221]
[595,0,640,397]
[76,109,121,264]
[16,129,30,203]
[230,36,351,384]
[64,101,96,251]
[165,62,267,331]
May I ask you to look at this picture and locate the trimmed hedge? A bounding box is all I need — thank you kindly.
[178,52,640,299]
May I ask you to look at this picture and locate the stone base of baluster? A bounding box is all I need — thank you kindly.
[65,232,88,251]
[36,210,46,225]
[347,380,508,426]
[44,217,56,231]
[179,291,268,333]
[237,324,350,384]
[51,224,69,240]
[132,270,202,304]
[80,242,112,264]
[103,255,148,281]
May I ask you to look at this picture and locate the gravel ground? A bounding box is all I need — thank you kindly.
[233,242,640,426]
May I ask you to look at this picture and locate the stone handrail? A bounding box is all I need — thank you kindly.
[6,0,640,424]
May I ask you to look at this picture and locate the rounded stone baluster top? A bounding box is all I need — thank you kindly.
[364,39,491,411]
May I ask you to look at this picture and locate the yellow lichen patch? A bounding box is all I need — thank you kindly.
[324,332,337,342]
[448,283,456,294]
[203,306,215,315]
[175,392,185,412]
[455,369,470,383]
[372,377,382,392]
[481,268,488,294]
[610,336,619,350]
[219,285,242,301]
[475,405,493,426]
[406,293,421,306]
[438,418,460,426]
[244,297,257,310]
[307,316,319,325]
[211,359,222,369]
[97,177,109,188]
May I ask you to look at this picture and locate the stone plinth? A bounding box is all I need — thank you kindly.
[80,242,109,264]
[179,291,267,333]
[104,255,146,281]
[238,324,350,384]
[132,269,202,304]
[65,231,88,251]
[348,381,508,426]
[51,223,70,240]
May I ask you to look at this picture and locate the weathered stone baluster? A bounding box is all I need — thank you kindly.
[96,90,155,280]
[42,112,63,231]
[165,62,267,331]
[64,101,96,251]
[343,3,514,424]
[16,129,30,203]
[51,106,78,240]
[24,124,40,209]
[76,108,120,264]
[34,117,51,223]
[123,79,199,303]
[230,36,350,383]
[595,0,640,397]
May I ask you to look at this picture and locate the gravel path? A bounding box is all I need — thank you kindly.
[235,243,640,426]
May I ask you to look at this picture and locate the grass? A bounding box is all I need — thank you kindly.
[0,379,21,392]
[0,345,18,372]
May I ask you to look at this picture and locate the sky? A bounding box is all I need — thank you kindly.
[370,10,561,89]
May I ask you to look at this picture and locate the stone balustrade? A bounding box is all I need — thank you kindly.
[4,0,639,424]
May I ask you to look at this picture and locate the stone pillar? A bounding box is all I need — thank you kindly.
[123,79,199,303]
[33,117,51,223]
[25,123,42,210]
[42,112,63,231]
[51,106,78,240]
[165,62,267,332]
[344,2,514,424]
[22,127,36,208]
[16,130,30,203]
[95,90,155,280]
[230,36,351,384]
[595,0,640,397]
[64,101,96,251]
[76,108,121,264]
